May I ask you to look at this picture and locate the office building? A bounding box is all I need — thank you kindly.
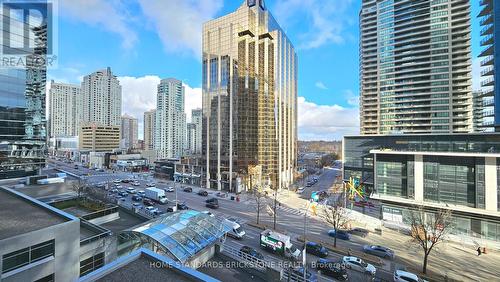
[0,187,80,282]
[79,123,120,152]
[144,109,156,150]
[120,114,138,149]
[343,134,500,243]
[187,108,202,155]
[360,0,472,135]
[155,78,186,159]
[478,0,499,131]
[81,67,122,127]
[0,5,47,179]
[49,80,82,138]
[202,0,297,191]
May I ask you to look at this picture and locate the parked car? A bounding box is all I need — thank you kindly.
[201,211,214,217]
[216,192,227,198]
[183,187,193,193]
[305,242,328,258]
[113,179,121,183]
[296,187,305,194]
[121,179,131,183]
[118,192,128,197]
[315,259,348,281]
[363,245,395,259]
[239,246,264,260]
[206,197,218,204]
[349,227,369,237]
[146,182,156,187]
[132,203,142,208]
[197,190,208,196]
[132,182,140,186]
[165,187,174,192]
[110,189,118,193]
[328,229,351,240]
[342,256,376,275]
[206,202,219,209]
[154,210,164,216]
[394,270,427,282]
[166,203,189,212]
[132,195,143,202]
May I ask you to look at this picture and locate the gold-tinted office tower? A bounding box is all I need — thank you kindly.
[202,0,297,192]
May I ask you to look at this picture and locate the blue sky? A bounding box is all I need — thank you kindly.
[49,0,482,140]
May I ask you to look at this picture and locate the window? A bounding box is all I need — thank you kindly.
[80,252,105,277]
[34,274,55,282]
[2,240,55,274]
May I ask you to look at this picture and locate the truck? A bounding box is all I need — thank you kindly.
[224,219,245,239]
[145,187,168,204]
[260,229,301,260]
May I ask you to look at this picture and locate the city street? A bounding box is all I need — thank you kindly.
[45,159,500,281]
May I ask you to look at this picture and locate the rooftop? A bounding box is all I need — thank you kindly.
[0,187,75,241]
[79,248,219,282]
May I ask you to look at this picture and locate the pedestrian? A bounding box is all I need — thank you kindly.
[477,246,482,256]
[347,248,352,256]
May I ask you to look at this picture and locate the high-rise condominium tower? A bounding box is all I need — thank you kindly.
[82,67,122,127]
[0,5,47,179]
[478,0,498,131]
[187,108,202,155]
[144,109,156,150]
[202,0,297,191]
[360,0,472,135]
[121,114,138,149]
[49,81,82,138]
[155,78,186,159]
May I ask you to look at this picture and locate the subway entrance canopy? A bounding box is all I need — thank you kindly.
[119,210,232,264]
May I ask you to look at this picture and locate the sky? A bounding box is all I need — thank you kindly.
[48,0,482,141]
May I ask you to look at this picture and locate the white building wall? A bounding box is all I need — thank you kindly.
[48,81,82,138]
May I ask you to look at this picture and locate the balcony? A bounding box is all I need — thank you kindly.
[483,99,495,107]
[478,0,493,17]
[479,44,494,57]
[481,55,494,67]
[481,77,495,87]
[483,110,495,118]
[481,66,494,77]
[480,24,493,36]
[480,14,493,26]
[480,34,494,47]
[479,88,494,98]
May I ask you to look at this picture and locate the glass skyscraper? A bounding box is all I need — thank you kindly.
[0,4,48,179]
[202,0,297,191]
[360,0,472,135]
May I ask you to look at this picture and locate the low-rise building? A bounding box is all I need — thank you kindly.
[0,187,80,282]
[343,134,500,245]
[79,123,120,152]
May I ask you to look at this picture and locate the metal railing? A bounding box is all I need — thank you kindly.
[81,206,118,221]
[80,218,112,246]
[221,243,269,271]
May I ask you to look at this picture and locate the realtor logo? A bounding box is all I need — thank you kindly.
[1,0,58,68]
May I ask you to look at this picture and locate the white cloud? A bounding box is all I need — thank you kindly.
[298,96,359,140]
[118,75,201,139]
[137,0,223,57]
[272,0,354,50]
[315,81,328,90]
[343,89,359,107]
[60,0,137,49]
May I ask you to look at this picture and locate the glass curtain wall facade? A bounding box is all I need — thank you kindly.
[360,0,472,135]
[202,0,297,191]
[478,0,498,131]
[0,4,47,179]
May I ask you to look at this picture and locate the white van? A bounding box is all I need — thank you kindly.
[224,219,245,239]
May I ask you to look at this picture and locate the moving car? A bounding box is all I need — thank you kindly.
[166,203,189,212]
[132,195,142,201]
[206,198,218,204]
[165,187,174,192]
[132,181,140,186]
[224,219,245,239]
[118,192,128,197]
[315,259,348,281]
[342,256,376,275]
[145,206,158,213]
[206,202,219,209]
[137,190,146,197]
[305,242,328,258]
[126,187,137,194]
[146,182,156,187]
[197,190,208,196]
[349,227,369,237]
[393,270,427,282]
[296,187,305,194]
[328,229,351,240]
[239,246,264,260]
[363,245,395,259]
[183,187,193,192]
[132,203,142,208]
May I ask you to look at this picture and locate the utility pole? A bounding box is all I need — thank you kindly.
[303,200,311,281]
[273,187,277,230]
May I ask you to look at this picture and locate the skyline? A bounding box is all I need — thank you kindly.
[48,0,482,140]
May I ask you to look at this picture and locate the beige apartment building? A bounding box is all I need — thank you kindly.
[79,123,120,152]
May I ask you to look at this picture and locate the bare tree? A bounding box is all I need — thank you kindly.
[408,206,453,274]
[249,187,266,225]
[72,179,89,201]
[321,195,350,248]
